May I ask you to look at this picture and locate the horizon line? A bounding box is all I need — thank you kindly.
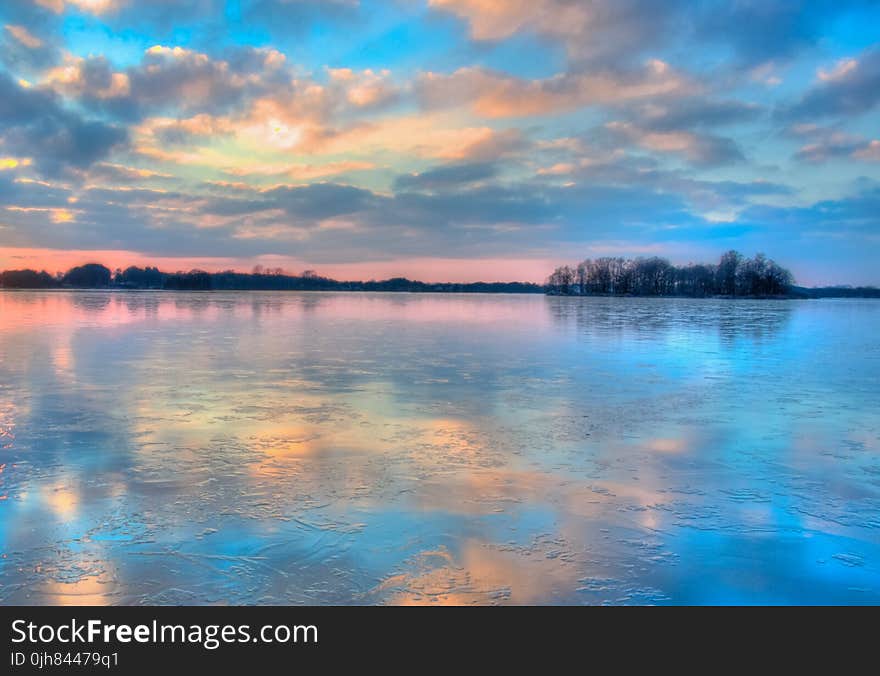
[2,259,879,291]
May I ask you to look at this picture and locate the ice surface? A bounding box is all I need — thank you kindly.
[0,291,878,604]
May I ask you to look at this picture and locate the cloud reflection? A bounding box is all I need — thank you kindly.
[0,291,878,604]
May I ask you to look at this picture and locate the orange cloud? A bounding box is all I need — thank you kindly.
[313,113,525,160]
[328,67,398,108]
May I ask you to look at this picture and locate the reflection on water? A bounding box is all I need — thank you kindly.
[0,291,878,605]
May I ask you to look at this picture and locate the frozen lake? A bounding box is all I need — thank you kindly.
[1,290,878,604]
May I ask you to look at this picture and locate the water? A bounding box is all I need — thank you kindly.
[0,290,878,605]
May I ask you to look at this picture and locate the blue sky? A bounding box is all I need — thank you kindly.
[0,0,878,284]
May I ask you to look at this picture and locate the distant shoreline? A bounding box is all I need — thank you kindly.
[1,259,878,298]
[2,287,878,299]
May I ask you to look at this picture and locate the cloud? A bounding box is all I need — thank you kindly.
[429,0,684,65]
[46,54,130,99]
[306,120,523,162]
[789,125,880,163]
[498,94,759,172]
[115,61,406,164]
[34,0,119,14]
[416,60,694,118]
[237,182,381,220]
[586,97,760,166]
[327,67,399,109]
[394,162,498,191]
[532,147,789,218]
[132,45,283,114]
[782,47,880,119]
[0,22,59,72]
[854,140,880,161]
[4,24,42,49]
[437,127,525,161]
[0,172,73,208]
[130,100,526,168]
[429,0,877,69]
[739,183,880,237]
[222,160,376,181]
[604,121,744,167]
[430,0,580,42]
[0,73,127,175]
[2,145,870,287]
[45,45,293,121]
[84,162,174,184]
[194,183,384,238]
[630,98,762,131]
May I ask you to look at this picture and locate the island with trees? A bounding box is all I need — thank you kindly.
[546,250,795,297]
[547,250,879,298]
[1,252,878,298]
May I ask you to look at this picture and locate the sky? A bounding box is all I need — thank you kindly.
[0,1,878,285]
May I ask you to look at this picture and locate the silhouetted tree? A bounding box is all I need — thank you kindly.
[548,251,794,297]
[164,270,212,290]
[716,250,742,296]
[735,253,793,296]
[675,263,716,297]
[115,266,165,288]
[0,269,59,288]
[547,265,576,294]
[62,263,112,288]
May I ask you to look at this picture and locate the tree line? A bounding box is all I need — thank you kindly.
[546,251,796,297]
[0,263,543,294]
[1,257,877,297]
